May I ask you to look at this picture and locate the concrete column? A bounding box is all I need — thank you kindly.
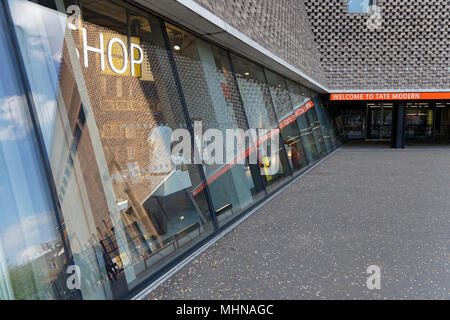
[392,101,406,149]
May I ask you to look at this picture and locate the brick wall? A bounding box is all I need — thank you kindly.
[192,0,327,86]
[192,0,450,91]
[304,0,450,90]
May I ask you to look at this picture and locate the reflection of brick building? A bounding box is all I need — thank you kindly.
[57,30,115,252]
[54,14,212,291]
[57,20,171,258]
[77,23,167,202]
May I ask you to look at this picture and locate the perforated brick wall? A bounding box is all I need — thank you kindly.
[192,0,327,86]
[304,0,450,90]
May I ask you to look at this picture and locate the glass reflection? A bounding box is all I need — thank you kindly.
[7,0,213,299]
[166,24,265,226]
[2,0,346,300]
[0,8,74,300]
[230,54,291,192]
[286,80,320,163]
[311,92,336,152]
[265,70,308,173]
[300,87,327,158]
[406,102,433,140]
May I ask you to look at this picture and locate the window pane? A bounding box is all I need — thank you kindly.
[230,54,291,192]
[304,97,327,158]
[7,0,214,299]
[166,24,265,226]
[311,92,336,152]
[0,9,73,300]
[286,80,320,163]
[265,70,308,173]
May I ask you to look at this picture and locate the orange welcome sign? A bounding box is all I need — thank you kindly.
[330,92,450,101]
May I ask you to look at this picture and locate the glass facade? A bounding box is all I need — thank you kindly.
[365,102,393,141]
[265,70,308,174]
[405,102,434,140]
[0,0,343,299]
[165,24,266,226]
[230,54,292,192]
[287,80,321,163]
[0,6,73,299]
[435,103,450,140]
[339,101,448,143]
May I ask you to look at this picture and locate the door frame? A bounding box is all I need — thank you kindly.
[365,102,393,141]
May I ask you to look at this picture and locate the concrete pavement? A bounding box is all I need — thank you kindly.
[147,142,450,299]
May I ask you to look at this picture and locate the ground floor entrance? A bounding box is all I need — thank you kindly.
[405,102,434,140]
[366,102,393,141]
[435,102,450,140]
[339,101,450,145]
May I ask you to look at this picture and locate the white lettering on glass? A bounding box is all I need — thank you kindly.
[66,5,80,30]
[82,28,105,71]
[130,43,143,76]
[108,37,128,74]
[67,5,144,76]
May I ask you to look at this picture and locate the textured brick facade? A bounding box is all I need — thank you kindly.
[304,0,450,90]
[192,0,327,86]
[192,0,450,91]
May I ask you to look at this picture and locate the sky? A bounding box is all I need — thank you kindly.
[347,0,370,13]
[0,0,66,267]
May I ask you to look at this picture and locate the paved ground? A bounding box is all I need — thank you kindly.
[147,142,450,299]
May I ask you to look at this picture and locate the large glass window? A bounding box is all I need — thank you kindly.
[165,24,265,226]
[435,103,450,140]
[265,70,308,174]
[230,54,291,192]
[7,0,214,299]
[301,87,327,157]
[2,0,343,300]
[405,102,433,140]
[0,7,74,300]
[311,93,336,152]
[286,80,320,164]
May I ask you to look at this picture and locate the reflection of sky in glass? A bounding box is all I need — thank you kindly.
[0,2,58,266]
[347,0,369,13]
[9,0,67,152]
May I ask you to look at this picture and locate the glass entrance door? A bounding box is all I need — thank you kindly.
[366,103,393,141]
[405,103,433,140]
[435,103,450,140]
